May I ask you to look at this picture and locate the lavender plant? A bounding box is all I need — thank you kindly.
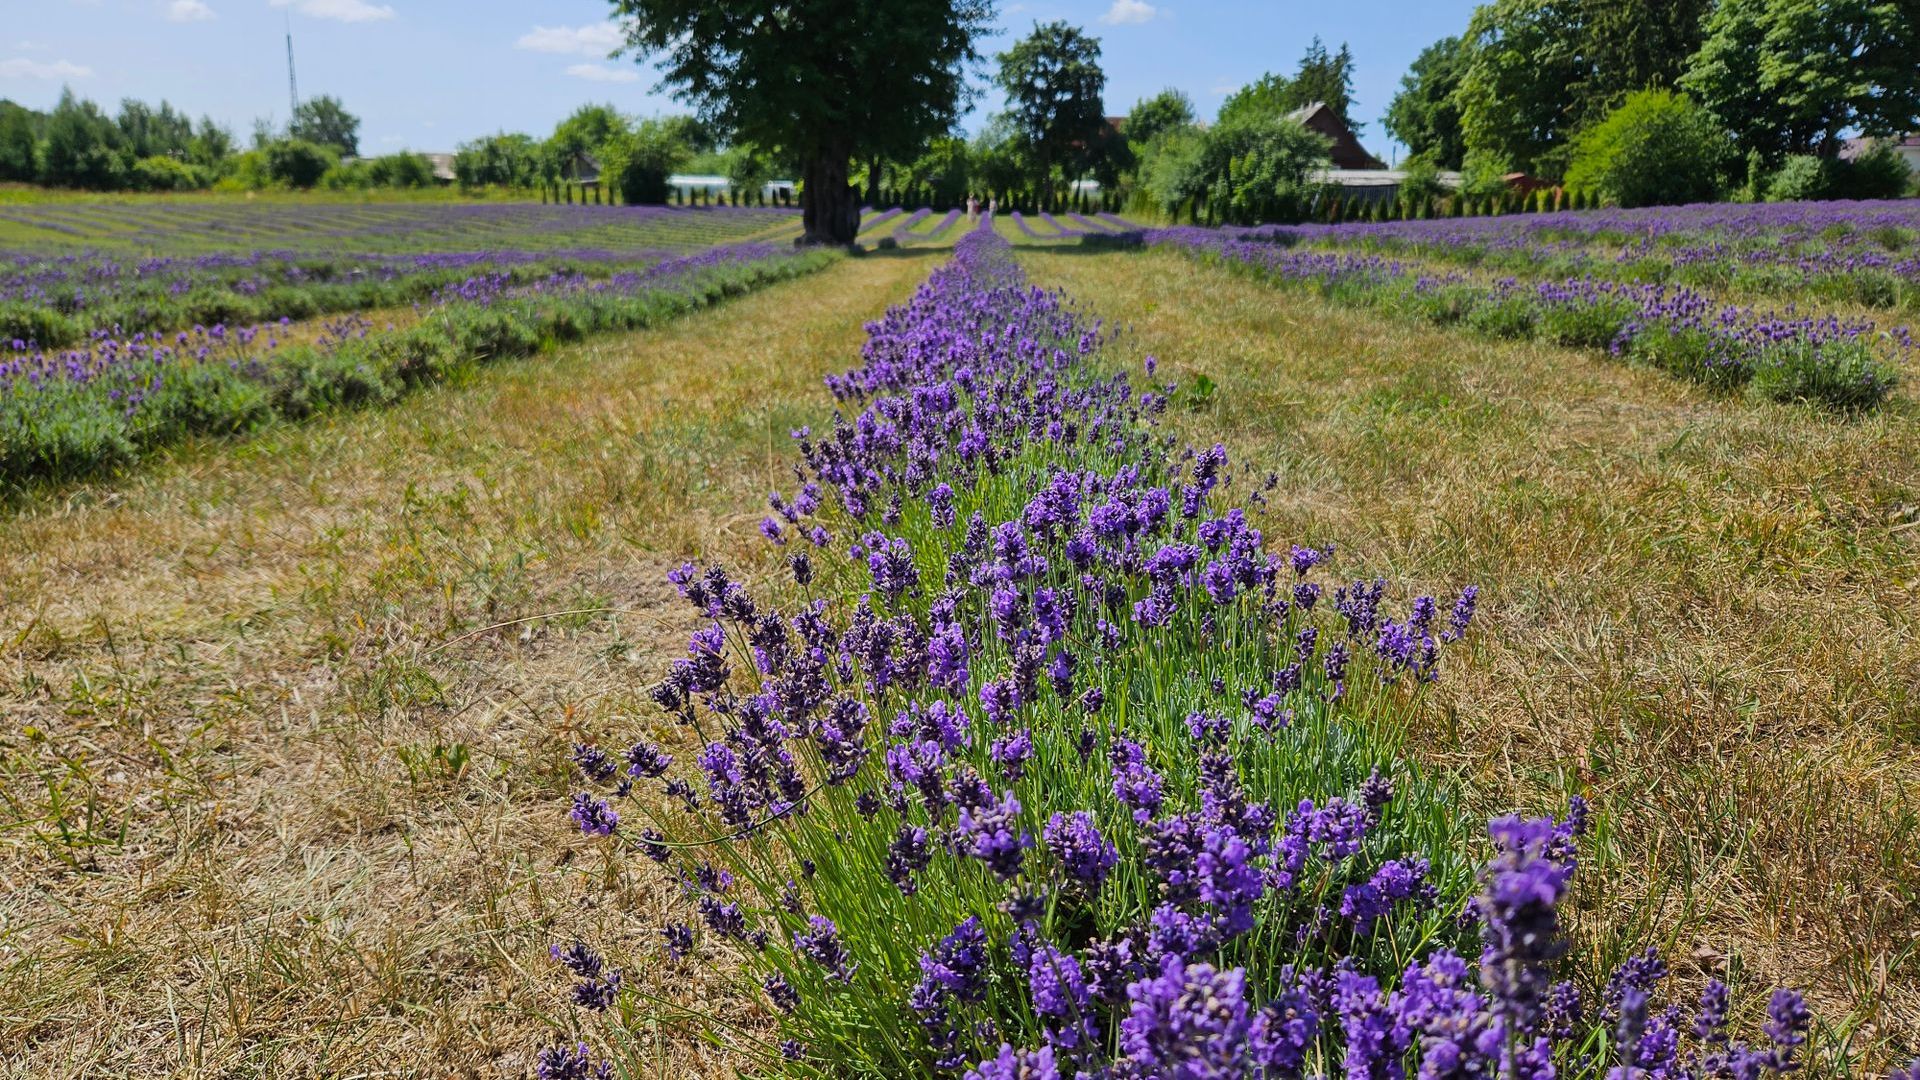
[546,233,1893,1078]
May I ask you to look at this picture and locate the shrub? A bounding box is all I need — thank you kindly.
[366,152,435,188]
[0,304,80,349]
[129,155,209,192]
[1464,292,1539,339]
[1830,144,1913,201]
[1764,155,1832,203]
[1565,90,1730,209]
[264,139,335,189]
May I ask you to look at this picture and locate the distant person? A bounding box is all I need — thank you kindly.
[967,195,979,222]
[987,197,997,217]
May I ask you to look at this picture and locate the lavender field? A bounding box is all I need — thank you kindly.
[2,204,1917,1080]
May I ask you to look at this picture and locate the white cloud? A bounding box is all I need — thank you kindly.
[516,23,624,58]
[566,63,638,84]
[166,0,215,21]
[270,0,395,24]
[1099,0,1159,24]
[0,57,93,79]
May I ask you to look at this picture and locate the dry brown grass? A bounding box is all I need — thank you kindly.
[0,250,943,1078]
[1021,246,1920,1065]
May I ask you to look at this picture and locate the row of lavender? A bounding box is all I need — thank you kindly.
[0,205,794,346]
[547,230,1892,1078]
[1140,227,1907,411]
[1252,200,1920,313]
[0,242,836,486]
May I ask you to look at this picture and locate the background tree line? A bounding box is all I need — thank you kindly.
[1384,0,1920,207]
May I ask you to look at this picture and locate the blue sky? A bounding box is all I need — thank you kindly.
[2,0,1479,162]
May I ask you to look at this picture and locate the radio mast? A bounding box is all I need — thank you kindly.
[285,14,300,119]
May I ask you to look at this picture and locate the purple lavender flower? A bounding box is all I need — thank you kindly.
[793,915,856,982]
[1043,811,1118,890]
[958,789,1032,879]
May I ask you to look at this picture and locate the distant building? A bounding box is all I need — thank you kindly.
[667,174,795,201]
[420,153,456,184]
[1840,134,1920,175]
[1287,102,1385,171]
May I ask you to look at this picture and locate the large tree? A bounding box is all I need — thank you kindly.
[996,21,1108,208]
[1573,0,1712,121]
[288,95,361,157]
[0,101,38,183]
[1454,0,1587,177]
[1384,37,1468,168]
[609,0,992,245]
[1283,37,1361,133]
[1125,89,1194,146]
[1681,0,1920,162]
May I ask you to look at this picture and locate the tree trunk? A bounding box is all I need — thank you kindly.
[802,151,858,247]
[865,159,883,206]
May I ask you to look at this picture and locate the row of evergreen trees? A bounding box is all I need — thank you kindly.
[1321,185,1604,224]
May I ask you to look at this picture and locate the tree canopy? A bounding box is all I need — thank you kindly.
[1680,0,1920,162]
[996,21,1109,202]
[608,0,993,244]
[1565,88,1732,206]
[1384,37,1468,169]
[288,95,361,158]
[1125,90,1195,147]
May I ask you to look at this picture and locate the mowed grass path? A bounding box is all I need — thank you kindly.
[0,250,940,1078]
[1021,247,1920,1055]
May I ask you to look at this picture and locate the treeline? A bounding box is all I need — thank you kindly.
[0,89,438,193]
[1383,0,1920,208]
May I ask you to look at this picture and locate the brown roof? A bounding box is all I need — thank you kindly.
[1285,102,1384,170]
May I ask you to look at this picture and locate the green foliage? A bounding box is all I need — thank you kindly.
[39,90,127,190]
[287,95,361,158]
[1457,149,1512,200]
[128,155,209,193]
[453,133,543,188]
[1682,0,1920,163]
[1125,89,1195,146]
[1831,143,1914,200]
[613,0,993,244]
[264,139,335,189]
[366,152,436,188]
[1454,0,1586,178]
[1,249,841,488]
[1764,155,1831,202]
[602,119,692,205]
[1217,73,1293,128]
[0,101,38,182]
[1197,113,1333,226]
[997,21,1109,200]
[1396,154,1448,207]
[1565,90,1731,208]
[1286,37,1363,134]
[1384,37,1468,169]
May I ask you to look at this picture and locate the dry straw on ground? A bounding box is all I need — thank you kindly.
[0,253,938,1078]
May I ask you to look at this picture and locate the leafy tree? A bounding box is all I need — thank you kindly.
[905,136,973,207]
[0,101,38,182]
[609,0,992,245]
[1139,125,1207,218]
[454,132,543,188]
[265,139,335,188]
[969,114,1027,199]
[187,117,234,168]
[1125,89,1194,146]
[1384,37,1468,168]
[1763,154,1831,201]
[366,152,435,188]
[40,89,127,189]
[549,104,627,163]
[288,95,360,157]
[1282,37,1362,133]
[128,155,206,192]
[1565,89,1731,207]
[1195,113,1330,225]
[1218,73,1291,126]
[602,118,692,204]
[997,21,1109,208]
[1833,143,1913,199]
[1574,0,1711,120]
[1454,0,1586,178]
[116,99,194,160]
[1681,0,1920,162]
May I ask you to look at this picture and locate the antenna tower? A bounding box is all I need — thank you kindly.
[285,16,300,119]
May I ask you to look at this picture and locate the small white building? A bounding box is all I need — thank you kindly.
[667,173,795,201]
